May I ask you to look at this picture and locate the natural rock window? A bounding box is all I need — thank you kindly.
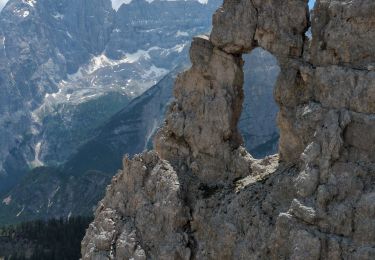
[305,0,315,39]
[240,48,280,158]
[82,1,375,259]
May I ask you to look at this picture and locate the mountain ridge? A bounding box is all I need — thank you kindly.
[0,0,221,193]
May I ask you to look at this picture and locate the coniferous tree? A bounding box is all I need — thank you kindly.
[1,216,92,260]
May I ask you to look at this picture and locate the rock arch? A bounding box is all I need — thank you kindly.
[82,0,375,259]
[154,0,310,183]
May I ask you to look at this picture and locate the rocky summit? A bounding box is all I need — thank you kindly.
[82,0,375,259]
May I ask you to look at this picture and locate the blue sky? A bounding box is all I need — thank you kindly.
[309,0,316,10]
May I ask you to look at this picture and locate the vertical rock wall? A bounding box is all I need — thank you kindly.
[82,0,375,259]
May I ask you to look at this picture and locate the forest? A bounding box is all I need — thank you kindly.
[0,216,92,260]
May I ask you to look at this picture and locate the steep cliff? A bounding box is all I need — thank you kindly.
[82,0,375,259]
[0,0,221,193]
[0,0,116,192]
[0,50,278,224]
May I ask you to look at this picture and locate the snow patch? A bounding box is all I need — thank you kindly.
[47,186,60,208]
[1,36,5,55]
[123,48,155,63]
[32,44,173,123]
[22,10,29,17]
[142,65,168,80]
[31,141,44,167]
[68,47,160,80]
[111,0,207,10]
[23,0,36,7]
[171,43,187,53]
[176,30,189,37]
[16,205,25,217]
[2,195,11,206]
[79,93,99,101]
[52,12,64,20]
[13,8,30,18]
[31,109,41,125]
[30,126,39,135]
[0,0,9,12]
[111,0,131,11]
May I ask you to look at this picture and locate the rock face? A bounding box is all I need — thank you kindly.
[0,0,222,193]
[0,0,280,208]
[0,52,279,224]
[82,0,375,259]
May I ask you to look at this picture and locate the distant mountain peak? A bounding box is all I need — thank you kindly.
[111,0,208,11]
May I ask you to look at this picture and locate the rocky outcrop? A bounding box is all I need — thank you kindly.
[0,49,279,224]
[82,0,375,259]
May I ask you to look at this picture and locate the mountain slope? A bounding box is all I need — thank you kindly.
[241,48,280,157]
[0,46,281,224]
[64,64,186,176]
[82,0,375,258]
[0,0,221,193]
[0,65,184,224]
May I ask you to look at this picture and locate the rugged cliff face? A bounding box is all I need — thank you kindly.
[82,0,375,259]
[0,0,280,225]
[0,0,221,193]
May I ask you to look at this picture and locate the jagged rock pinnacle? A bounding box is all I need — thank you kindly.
[82,0,375,259]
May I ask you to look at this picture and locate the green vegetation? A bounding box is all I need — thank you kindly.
[0,166,110,226]
[0,216,92,260]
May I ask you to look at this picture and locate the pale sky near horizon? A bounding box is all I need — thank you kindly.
[309,0,315,9]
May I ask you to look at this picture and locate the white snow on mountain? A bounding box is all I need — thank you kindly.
[23,0,36,7]
[176,30,189,37]
[0,0,37,12]
[111,0,132,11]
[31,44,179,126]
[68,47,161,80]
[1,0,208,13]
[111,0,208,11]
[0,0,9,12]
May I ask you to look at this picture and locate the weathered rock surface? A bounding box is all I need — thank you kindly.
[82,0,375,259]
[0,46,280,225]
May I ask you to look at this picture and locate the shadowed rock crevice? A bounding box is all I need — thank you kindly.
[82,0,375,259]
